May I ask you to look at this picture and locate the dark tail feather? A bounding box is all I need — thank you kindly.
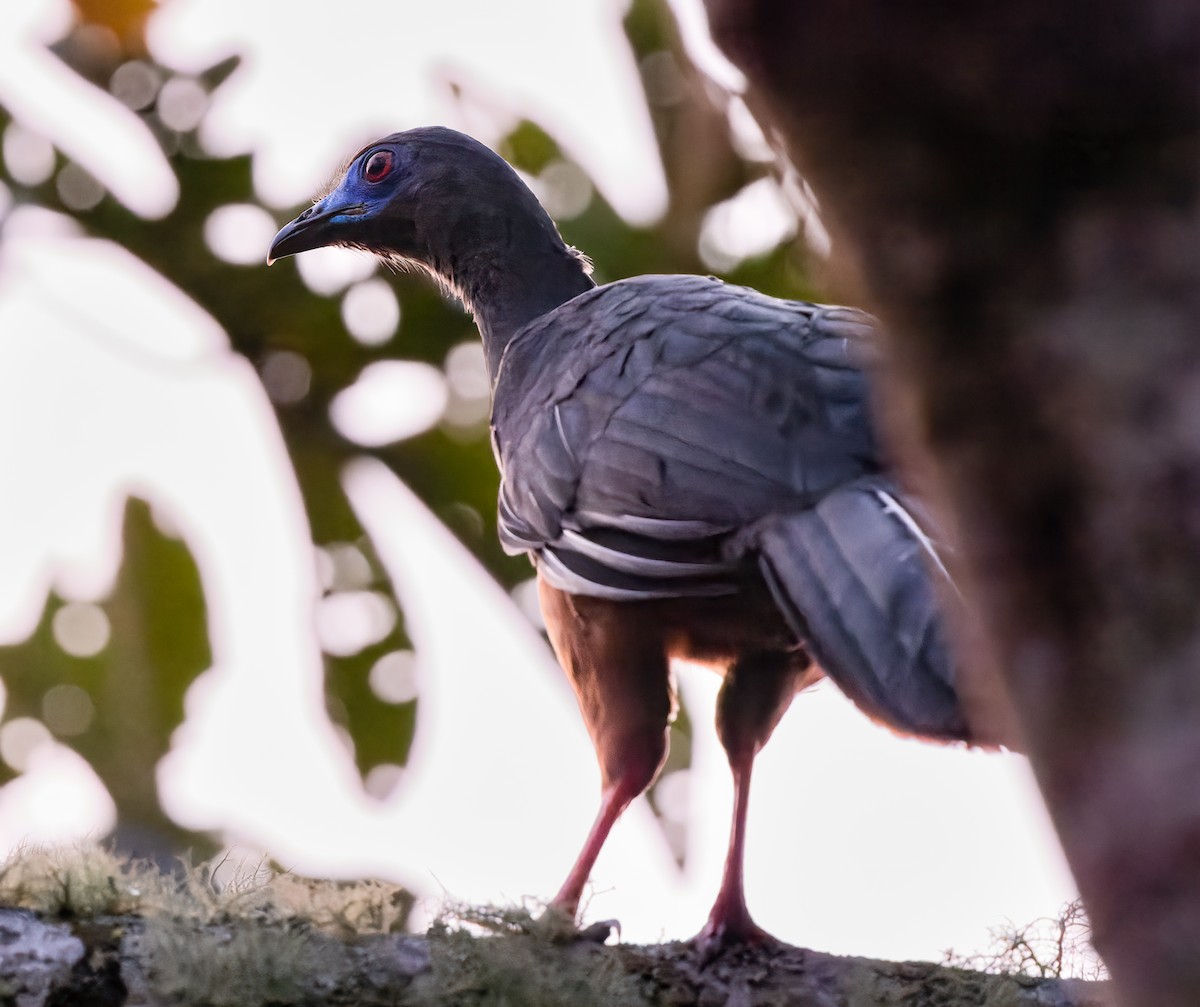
[742,476,971,742]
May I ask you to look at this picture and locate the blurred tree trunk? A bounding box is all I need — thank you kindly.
[701,2,1200,1005]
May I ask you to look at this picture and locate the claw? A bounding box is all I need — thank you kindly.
[535,904,620,945]
[577,918,620,943]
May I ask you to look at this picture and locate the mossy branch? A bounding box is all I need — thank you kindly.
[0,847,1113,1007]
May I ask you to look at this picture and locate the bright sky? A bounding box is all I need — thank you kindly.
[0,0,1077,959]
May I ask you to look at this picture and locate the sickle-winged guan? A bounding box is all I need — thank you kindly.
[269,126,978,948]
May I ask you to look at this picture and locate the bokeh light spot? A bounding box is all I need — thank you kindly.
[157,77,208,132]
[0,718,54,773]
[440,502,484,545]
[537,161,593,220]
[294,245,375,296]
[56,163,105,211]
[52,602,111,658]
[205,203,279,265]
[330,361,447,446]
[316,591,396,657]
[698,177,796,272]
[442,341,490,431]
[444,342,489,400]
[341,278,400,345]
[321,542,373,592]
[42,684,95,737]
[69,24,123,75]
[364,763,405,800]
[368,650,419,705]
[3,124,55,186]
[640,51,686,108]
[260,350,311,405]
[109,61,161,111]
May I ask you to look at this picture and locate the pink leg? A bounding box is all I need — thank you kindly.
[697,746,770,947]
[695,650,811,952]
[538,579,673,922]
[552,778,639,914]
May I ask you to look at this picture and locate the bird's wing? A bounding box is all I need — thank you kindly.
[736,475,969,740]
[490,274,881,599]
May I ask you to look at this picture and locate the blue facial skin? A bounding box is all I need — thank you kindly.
[328,147,396,221]
[268,144,405,262]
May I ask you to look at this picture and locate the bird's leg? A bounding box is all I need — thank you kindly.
[703,742,761,945]
[538,578,674,921]
[551,766,643,913]
[697,650,812,952]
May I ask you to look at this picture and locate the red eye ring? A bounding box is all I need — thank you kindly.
[363,150,394,183]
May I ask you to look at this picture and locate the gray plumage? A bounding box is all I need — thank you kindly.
[268,127,975,943]
[491,272,965,739]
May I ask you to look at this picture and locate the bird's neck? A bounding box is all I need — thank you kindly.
[431,212,595,381]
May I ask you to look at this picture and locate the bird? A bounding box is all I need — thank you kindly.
[268,126,979,950]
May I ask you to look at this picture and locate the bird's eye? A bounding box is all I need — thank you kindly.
[363,150,394,183]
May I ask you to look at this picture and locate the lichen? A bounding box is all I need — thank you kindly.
[0,844,146,919]
[417,902,651,1007]
[0,844,415,1005]
[141,917,347,1007]
[0,842,412,935]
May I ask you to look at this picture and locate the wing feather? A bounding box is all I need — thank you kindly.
[492,274,882,598]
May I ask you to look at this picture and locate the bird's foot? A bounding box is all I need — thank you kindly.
[536,901,620,944]
[576,918,621,943]
[692,906,778,963]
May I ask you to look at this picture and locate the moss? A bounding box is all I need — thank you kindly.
[0,844,145,919]
[141,917,347,1007]
[419,903,651,1007]
[0,843,412,935]
[0,844,417,1004]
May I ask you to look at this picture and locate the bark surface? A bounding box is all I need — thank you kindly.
[0,907,1111,1007]
[701,3,1200,1005]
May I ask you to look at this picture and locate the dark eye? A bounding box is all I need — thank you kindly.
[363,150,394,183]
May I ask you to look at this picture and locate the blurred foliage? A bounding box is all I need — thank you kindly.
[0,0,819,861]
[70,0,158,53]
[0,500,208,851]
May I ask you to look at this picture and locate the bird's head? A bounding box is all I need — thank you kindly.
[267,136,409,265]
[268,126,593,356]
[268,127,561,284]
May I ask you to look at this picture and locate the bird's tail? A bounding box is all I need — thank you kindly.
[735,476,972,742]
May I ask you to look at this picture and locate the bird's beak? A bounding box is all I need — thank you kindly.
[267,197,365,264]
